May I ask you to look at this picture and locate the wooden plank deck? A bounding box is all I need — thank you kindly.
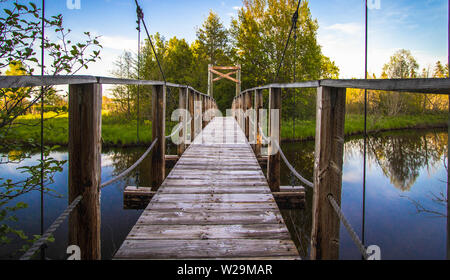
[114,117,300,260]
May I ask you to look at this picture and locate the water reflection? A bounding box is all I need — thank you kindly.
[0,130,448,259]
[279,129,448,260]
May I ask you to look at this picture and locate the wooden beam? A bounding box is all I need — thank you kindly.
[210,69,240,84]
[310,86,346,260]
[213,71,238,82]
[124,186,156,210]
[267,87,281,192]
[274,186,306,209]
[151,85,166,191]
[68,83,102,260]
[211,66,240,70]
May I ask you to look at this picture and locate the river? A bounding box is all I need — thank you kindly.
[0,129,448,260]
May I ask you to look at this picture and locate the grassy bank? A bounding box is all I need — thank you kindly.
[281,113,448,140]
[2,112,448,146]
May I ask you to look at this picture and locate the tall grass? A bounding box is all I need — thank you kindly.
[3,112,447,145]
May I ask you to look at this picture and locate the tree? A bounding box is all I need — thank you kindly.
[231,0,339,120]
[110,51,137,117]
[379,49,420,115]
[0,1,102,255]
[196,11,230,66]
[382,49,419,79]
[433,61,447,78]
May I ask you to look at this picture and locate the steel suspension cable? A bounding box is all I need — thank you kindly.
[134,0,166,83]
[39,0,46,260]
[274,0,301,82]
[136,5,143,144]
[362,0,369,253]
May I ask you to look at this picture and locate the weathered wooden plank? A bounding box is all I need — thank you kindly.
[114,239,298,259]
[126,224,291,240]
[137,210,284,225]
[159,186,271,194]
[116,117,299,260]
[150,193,275,203]
[147,202,279,211]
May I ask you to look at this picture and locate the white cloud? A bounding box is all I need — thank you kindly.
[324,22,362,35]
[99,35,138,53]
[232,6,241,11]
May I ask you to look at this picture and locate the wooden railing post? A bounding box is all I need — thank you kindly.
[202,95,207,129]
[245,92,251,140]
[255,89,263,156]
[310,86,346,260]
[189,89,195,143]
[178,87,188,156]
[68,83,102,260]
[267,87,281,192]
[194,93,202,138]
[151,84,166,191]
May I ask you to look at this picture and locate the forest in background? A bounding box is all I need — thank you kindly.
[1,0,449,146]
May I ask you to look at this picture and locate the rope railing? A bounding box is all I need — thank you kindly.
[166,123,183,139]
[272,139,314,188]
[100,138,158,189]
[257,125,314,188]
[20,195,83,260]
[328,194,369,260]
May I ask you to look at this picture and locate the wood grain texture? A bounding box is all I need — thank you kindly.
[114,117,299,260]
[151,85,166,191]
[310,86,346,260]
[68,83,102,260]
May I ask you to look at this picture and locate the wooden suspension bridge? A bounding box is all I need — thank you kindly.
[1,76,450,260]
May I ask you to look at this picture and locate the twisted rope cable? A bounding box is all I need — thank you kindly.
[258,126,314,188]
[101,138,158,189]
[20,195,83,260]
[166,123,183,139]
[328,194,369,260]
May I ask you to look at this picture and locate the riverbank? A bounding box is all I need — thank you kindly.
[2,112,448,147]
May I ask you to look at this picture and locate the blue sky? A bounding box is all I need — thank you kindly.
[6,0,450,79]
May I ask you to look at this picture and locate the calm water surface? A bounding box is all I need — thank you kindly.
[0,129,448,260]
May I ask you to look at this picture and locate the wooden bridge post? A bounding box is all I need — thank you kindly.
[267,87,281,192]
[151,84,166,191]
[239,94,244,129]
[310,86,346,260]
[68,83,102,260]
[245,92,251,140]
[203,95,208,128]
[255,89,263,156]
[189,89,195,143]
[178,87,188,156]
[195,93,202,138]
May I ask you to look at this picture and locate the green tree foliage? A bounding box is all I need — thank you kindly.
[230,0,339,120]
[110,51,137,118]
[0,1,101,254]
[196,11,231,66]
[127,1,338,116]
[382,49,419,79]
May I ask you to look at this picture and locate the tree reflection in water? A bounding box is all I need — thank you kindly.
[278,129,448,259]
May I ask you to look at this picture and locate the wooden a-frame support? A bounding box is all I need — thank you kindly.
[208,64,241,98]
